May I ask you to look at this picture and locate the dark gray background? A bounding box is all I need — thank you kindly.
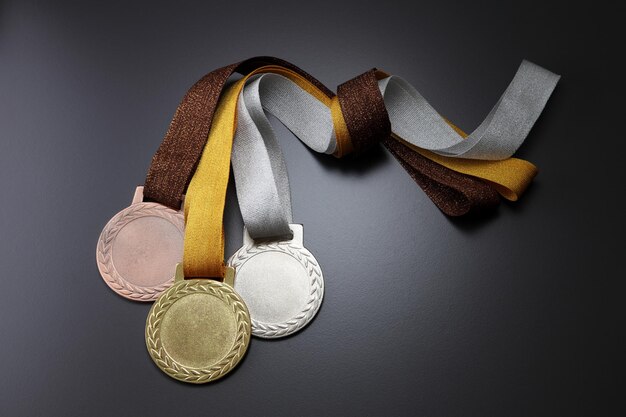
[0,0,622,416]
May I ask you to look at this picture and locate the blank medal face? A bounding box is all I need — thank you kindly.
[228,225,324,338]
[145,279,251,384]
[235,251,310,323]
[97,188,184,301]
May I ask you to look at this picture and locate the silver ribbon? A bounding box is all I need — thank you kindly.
[231,61,559,239]
[231,74,294,240]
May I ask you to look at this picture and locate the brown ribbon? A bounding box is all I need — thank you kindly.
[144,57,333,209]
[143,56,500,216]
[336,69,391,154]
[384,138,500,215]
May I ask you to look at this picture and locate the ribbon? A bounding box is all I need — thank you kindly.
[232,62,558,237]
[183,65,331,278]
[143,57,334,210]
[138,57,559,277]
[231,74,294,240]
[142,57,558,217]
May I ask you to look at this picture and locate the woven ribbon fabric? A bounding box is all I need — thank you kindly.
[143,57,333,209]
[183,65,332,278]
[140,56,558,276]
[232,61,559,238]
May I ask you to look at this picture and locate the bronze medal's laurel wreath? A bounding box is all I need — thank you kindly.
[96,203,184,301]
[145,280,251,383]
[228,242,324,338]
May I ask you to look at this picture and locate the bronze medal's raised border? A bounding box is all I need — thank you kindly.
[145,279,251,384]
[96,202,184,302]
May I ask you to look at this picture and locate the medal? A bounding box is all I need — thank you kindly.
[97,187,183,301]
[98,57,555,302]
[145,264,250,383]
[228,75,325,338]
[147,66,325,381]
[93,55,558,383]
[146,71,281,382]
[96,57,335,302]
[228,225,323,338]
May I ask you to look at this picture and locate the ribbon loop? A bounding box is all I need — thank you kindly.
[336,69,391,155]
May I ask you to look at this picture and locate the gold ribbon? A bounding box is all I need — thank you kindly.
[183,65,331,279]
[183,66,539,278]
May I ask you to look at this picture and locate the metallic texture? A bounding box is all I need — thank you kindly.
[145,276,251,384]
[173,262,235,287]
[228,225,324,338]
[96,187,183,301]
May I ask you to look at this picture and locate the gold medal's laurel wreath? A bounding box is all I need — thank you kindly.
[96,203,184,301]
[229,242,324,338]
[145,280,251,383]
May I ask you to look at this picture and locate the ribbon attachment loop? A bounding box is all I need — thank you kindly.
[174,263,234,287]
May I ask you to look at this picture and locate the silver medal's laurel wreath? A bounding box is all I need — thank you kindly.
[145,280,251,383]
[229,242,324,338]
[96,203,184,301]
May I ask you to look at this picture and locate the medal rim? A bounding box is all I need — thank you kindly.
[228,241,324,339]
[145,279,251,384]
[96,202,184,302]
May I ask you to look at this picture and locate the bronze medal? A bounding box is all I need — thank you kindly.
[96,187,183,301]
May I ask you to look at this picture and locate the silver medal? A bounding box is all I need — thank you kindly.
[227,224,324,338]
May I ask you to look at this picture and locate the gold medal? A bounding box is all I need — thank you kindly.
[145,76,261,383]
[146,264,250,383]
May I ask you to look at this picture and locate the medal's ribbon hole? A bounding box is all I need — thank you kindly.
[174,263,235,287]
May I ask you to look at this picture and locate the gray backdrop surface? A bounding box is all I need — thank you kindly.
[0,1,621,416]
